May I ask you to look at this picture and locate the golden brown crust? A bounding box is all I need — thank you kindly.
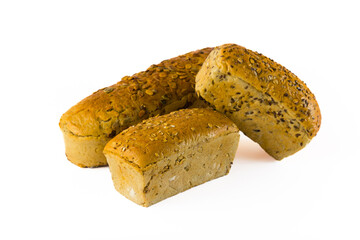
[103,108,239,168]
[59,47,213,139]
[208,44,321,137]
[195,44,321,159]
[59,47,213,167]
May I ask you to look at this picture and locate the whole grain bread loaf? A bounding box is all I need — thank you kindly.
[60,47,213,167]
[195,44,321,159]
[103,108,240,207]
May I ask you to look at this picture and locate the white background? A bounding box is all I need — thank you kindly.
[1,0,359,239]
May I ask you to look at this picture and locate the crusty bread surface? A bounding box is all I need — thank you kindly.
[60,47,213,167]
[195,44,321,159]
[103,108,240,207]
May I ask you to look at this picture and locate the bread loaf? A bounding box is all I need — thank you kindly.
[103,108,240,207]
[59,47,213,167]
[195,44,321,159]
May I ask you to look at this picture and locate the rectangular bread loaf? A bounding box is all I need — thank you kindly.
[59,47,213,167]
[195,44,321,160]
[103,108,240,207]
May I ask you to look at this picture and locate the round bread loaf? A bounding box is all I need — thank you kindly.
[195,44,321,160]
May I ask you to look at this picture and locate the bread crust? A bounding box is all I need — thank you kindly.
[62,133,108,167]
[104,108,240,206]
[104,108,239,168]
[196,44,321,159]
[60,47,213,167]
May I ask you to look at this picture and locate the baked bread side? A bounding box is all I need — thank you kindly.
[195,44,321,160]
[59,47,213,167]
[103,108,240,207]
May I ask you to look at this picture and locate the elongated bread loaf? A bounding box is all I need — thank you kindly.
[195,44,321,159]
[103,108,240,207]
[59,47,213,167]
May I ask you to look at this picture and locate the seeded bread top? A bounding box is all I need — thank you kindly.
[202,44,321,138]
[59,47,213,139]
[103,108,239,169]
